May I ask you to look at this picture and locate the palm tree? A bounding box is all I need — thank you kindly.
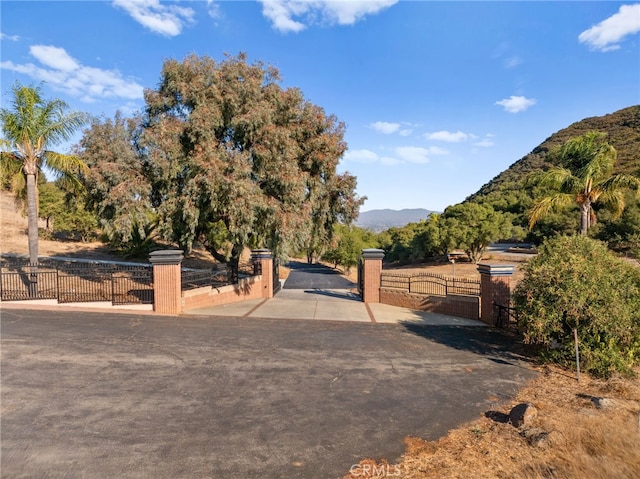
[528,131,640,235]
[0,83,87,266]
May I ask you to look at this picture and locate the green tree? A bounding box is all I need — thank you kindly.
[304,173,364,264]
[528,131,640,236]
[38,181,66,232]
[0,83,86,265]
[442,202,514,263]
[382,223,421,263]
[409,214,457,260]
[139,53,362,278]
[78,112,157,255]
[322,224,375,273]
[37,181,98,242]
[513,235,640,378]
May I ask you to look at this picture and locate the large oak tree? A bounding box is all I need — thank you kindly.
[80,54,363,277]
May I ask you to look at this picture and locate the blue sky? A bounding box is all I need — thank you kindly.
[1,1,639,212]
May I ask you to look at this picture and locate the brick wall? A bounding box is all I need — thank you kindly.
[379,288,480,320]
[182,275,263,311]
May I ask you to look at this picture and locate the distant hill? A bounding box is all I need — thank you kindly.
[356,208,436,232]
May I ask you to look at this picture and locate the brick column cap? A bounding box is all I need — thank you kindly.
[362,248,385,260]
[251,249,273,260]
[477,263,515,276]
[149,249,184,265]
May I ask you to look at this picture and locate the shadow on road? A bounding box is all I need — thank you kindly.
[285,260,344,273]
[302,289,360,301]
[400,322,536,366]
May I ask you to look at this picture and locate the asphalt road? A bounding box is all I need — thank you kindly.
[1,308,536,479]
[283,261,356,290]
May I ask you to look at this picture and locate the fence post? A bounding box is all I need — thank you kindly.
[361,248,385,303]
[477,263,515,325]
[149,250,184,315]
[251,249,274,299]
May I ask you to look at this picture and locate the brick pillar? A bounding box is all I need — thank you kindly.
[478,263,515,325]
[361,248,385,303]
[149,250,184,315]
[251,249,274,299]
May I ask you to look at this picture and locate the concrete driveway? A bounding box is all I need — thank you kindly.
[1,307,535,479]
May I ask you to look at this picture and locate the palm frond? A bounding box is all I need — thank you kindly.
[577,142,616,182]
[528,193,574,230]
[531,167,575,190]
[597,189,626,219]
[1,83,87,151]
[43,151,88,195]
[599,173,640,197]
[43,150,89,174]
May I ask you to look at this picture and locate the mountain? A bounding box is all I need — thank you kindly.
[467,105,640,203]
[356,208,436,232]
[462,105,640,242]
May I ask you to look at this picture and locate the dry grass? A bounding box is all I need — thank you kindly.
[345,365,640,479]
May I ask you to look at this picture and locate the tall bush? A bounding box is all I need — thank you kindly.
[513,235,640,377]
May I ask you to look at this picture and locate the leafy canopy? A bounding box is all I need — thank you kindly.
[441,202,515,263]
[79,54,363,268]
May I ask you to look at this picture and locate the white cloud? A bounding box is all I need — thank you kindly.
[398,129,412,137]
[112,0,195,37]
[426,130,470,143]
[495,95,536,113]
[206,0,222,19]
[343,149,379,163]
[344,145,446,165]
[258,0,398,33]
[394,146,431,164]
[370,121,400,134]
[0,45,144,103]
[343,148,401,165]
[579,4,640,52]
[427,146,449,156]
[30,45,80,72]
[473,138,494,148]
[1,32,20,41]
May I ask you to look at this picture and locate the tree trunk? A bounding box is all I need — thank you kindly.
[580,202,590,235]
[228,244,244,284]
[26,172,39,297]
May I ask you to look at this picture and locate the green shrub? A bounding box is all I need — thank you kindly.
[513,235,640,378]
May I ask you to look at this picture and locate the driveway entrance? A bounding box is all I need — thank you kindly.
[1,307,536,479]
[186,261,485,325]
[282,261,356,290]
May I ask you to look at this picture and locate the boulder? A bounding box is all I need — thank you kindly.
[509,402,537,428]
[519,427,549,447]
[591,397,616,409]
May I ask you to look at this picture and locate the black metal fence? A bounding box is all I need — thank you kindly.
[380,271,480,297]
[494,303,518,330]
[181,261,259,291]
[0,257,153,305]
